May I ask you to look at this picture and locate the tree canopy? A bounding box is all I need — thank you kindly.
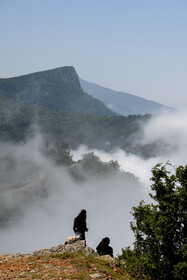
[118,162,187,280]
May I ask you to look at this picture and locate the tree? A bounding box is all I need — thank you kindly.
[118,163,187,280]
[80,152,120,175]
[43,140,73,166]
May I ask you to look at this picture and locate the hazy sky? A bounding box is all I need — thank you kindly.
[1,0,187,108]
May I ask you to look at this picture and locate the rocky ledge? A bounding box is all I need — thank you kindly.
[32,236,96,257]
[1,236,114,262]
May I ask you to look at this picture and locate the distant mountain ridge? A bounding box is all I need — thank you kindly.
[0,66,115,117]
[0,66,154,157]
[80,78,172,116]
[0,66,171,117]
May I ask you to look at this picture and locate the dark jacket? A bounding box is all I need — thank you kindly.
[96,237,113,257]
[73,209,88,239]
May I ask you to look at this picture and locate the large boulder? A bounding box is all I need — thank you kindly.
[32,236,96,256]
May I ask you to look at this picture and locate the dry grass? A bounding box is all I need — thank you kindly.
[0,251,134,280]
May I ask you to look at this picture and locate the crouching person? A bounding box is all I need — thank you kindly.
[96,237,113,257]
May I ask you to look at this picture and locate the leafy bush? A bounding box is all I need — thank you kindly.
[118,163,187,280]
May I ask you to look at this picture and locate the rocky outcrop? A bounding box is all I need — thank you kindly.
[32,236,97,257]
[0,244,124,280]
[0,236,114,263]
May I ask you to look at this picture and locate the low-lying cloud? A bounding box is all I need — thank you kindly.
[73,109,187,186]
[0,135,143,256]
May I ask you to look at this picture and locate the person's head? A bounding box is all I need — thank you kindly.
[102,237,110,245]
[78,209,87,219]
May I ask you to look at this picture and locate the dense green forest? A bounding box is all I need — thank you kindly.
[0,104,152,156]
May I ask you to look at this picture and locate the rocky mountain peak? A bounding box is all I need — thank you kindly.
[43,66,81,87]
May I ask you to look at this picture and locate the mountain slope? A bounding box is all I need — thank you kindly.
[80,78,172,116]
[0,66,116,117]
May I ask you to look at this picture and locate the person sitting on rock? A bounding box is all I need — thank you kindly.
[73,209,88,240]
[96,237,113,257]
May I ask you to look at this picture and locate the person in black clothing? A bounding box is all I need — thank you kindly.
[73,209,88,240]
[96,237,113,257]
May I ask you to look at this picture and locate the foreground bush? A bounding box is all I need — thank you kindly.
[118,163,187,280]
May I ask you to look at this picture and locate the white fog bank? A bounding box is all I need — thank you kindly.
[0,135,144,256]
[72,109,187,187]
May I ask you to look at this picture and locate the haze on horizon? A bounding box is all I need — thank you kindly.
[1,0,187,109]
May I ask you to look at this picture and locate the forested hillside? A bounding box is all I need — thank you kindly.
[0,104,151,155]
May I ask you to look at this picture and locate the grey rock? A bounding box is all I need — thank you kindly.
[82,246,97,257]
[31,236,115,262]
[99,255,115,262]
[64,235,82,244]
[32,236,87,256]
[90,272,103,279]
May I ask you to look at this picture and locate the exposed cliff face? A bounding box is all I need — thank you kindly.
[0,66,116,116]
[52,66,81,85]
